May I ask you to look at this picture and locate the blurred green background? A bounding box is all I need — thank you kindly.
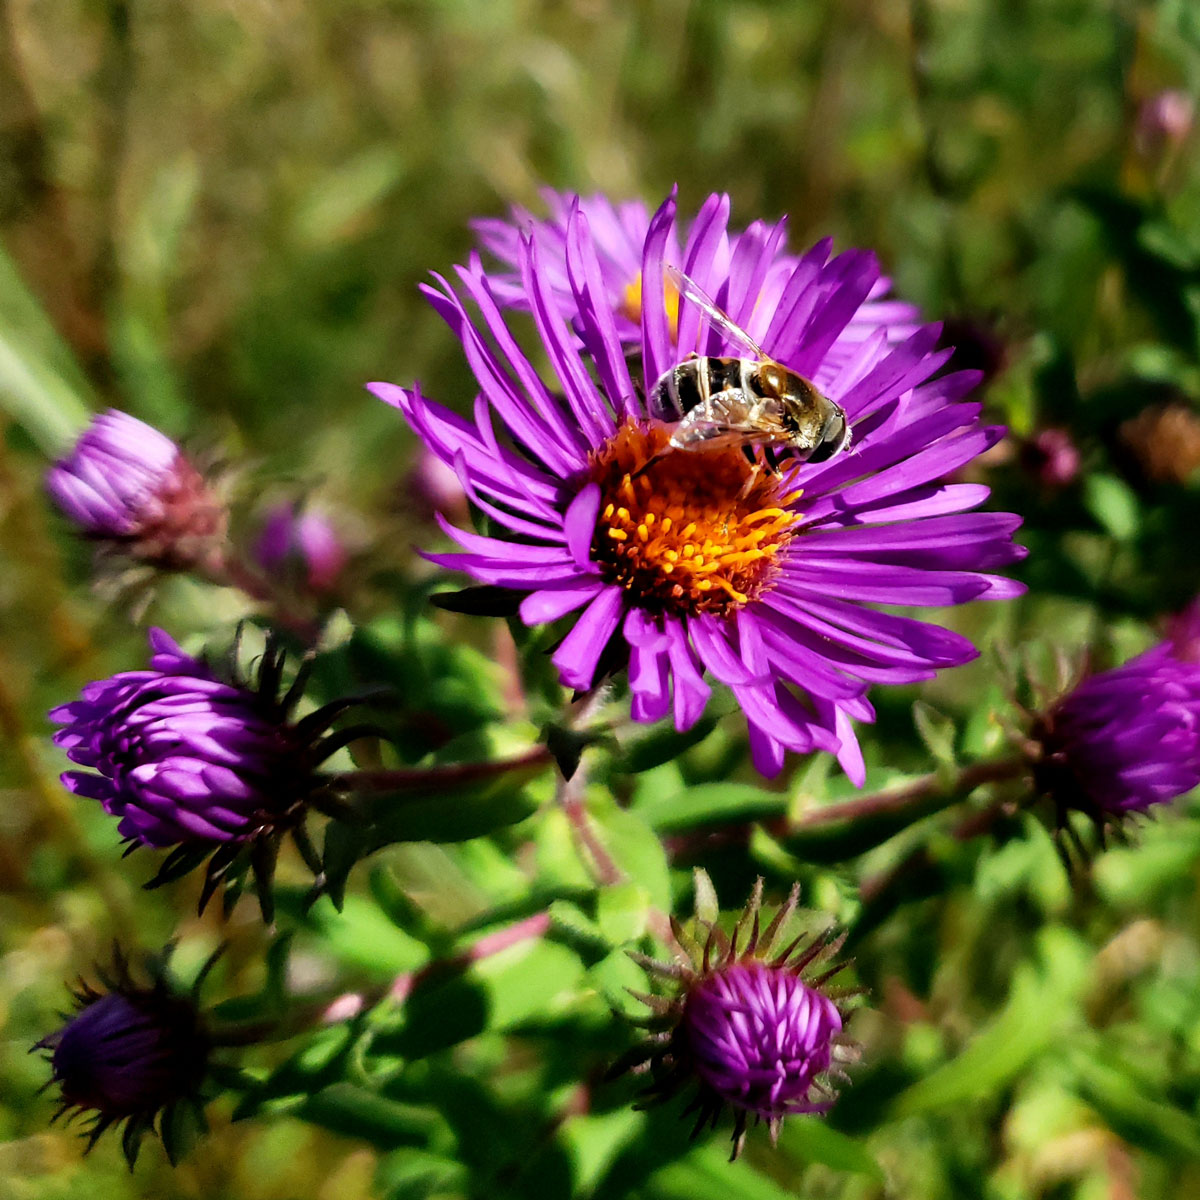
[3,1,1200,1197]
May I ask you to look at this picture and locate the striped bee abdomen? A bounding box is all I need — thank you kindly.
[649,357,748,421]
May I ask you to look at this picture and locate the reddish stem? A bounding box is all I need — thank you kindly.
[774,755,1027,835]
[336,744,554,793]
[388,910,553,1005]
[211,910,554,1045]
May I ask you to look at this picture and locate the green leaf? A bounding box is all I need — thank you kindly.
[588,794,672,910]
[776,1116,885,1181]
[560,1109,645,1197]
[536,806,600,892]
[781,778,957,864]
[1067,1047,1200,1161]
[376,1150,469,1200]
[291,146,405,247]
[378,939,585,1059]
[912,700,957,767]
[647,1142,800,1200]
[301,893,430,976]
[586,949,648,1016]
[0,243,91,452]
[636,782,789,833]
[619,714,719,774]
[891,926,1090,1116]
[298,1083,439,1150]
[233,1024,358,1118]
[596,883,651,944]
[1082,472,1140,541]
[321,820,374,911]
[549,898,609,952]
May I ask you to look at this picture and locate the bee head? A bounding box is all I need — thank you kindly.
[806,408,851,463]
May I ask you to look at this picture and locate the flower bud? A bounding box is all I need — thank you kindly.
[1135,89,1194,159]
[50,628,356,918]
[35,949,209,1166]
[1029,640,1200,827]
[617,875,857,1159]
[46,410,226,570]
[1020,428,1080,489]
[684,962,843,1120]
[253,503,347,594]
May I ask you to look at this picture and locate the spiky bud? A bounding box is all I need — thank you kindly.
[1029,640,1200,832]
[34,948,209,1167]
[616,875,859,1159]
[50,628,362,919]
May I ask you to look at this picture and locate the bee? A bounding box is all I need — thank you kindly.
[647,265,851,469]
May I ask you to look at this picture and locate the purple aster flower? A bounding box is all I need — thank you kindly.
[471,189,920,368]
[254,503,348,594]
[35,947,210,1166]
[46,410,226,570]
[50,628,358,918]
[370,190,1026,780]
[1030,640,1200,827]
[617,875,856,1158]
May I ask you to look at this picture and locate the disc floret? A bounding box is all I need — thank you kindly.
[588,421,803,617]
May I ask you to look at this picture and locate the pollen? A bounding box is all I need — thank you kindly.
[620,273,681,342]
[588,420,803,617]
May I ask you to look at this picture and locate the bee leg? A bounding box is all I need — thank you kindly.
[763,446,781,474]
[738,448,763,499]
[630,450,668,482]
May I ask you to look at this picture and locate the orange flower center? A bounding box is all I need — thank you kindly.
[619,273,681,342]
[587,420,803,617]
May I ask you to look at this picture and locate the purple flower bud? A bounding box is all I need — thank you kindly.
[35,951,209,1165]
[1031,641,1200,824]
[46,410,226,570]
[1136,89,1194,157]
[253,503,347,594]
[618,876,857,1158]
[50,628,352,917]
[684,962,843,1119]
[405,447,469,524]
[1020,428,1081,489]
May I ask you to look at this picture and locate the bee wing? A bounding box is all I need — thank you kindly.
[665,265,767,359]
[671,392,791,451]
